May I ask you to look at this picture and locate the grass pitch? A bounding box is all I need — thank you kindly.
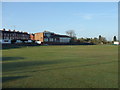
[2,45,118,88]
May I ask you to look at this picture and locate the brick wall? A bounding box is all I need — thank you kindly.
[34,33,44,42]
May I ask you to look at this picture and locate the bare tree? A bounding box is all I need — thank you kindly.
[66,30,76,37]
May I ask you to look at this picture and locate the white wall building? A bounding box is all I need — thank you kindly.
[114,41,119,45]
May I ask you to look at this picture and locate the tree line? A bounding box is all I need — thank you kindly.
[66,30,118,45]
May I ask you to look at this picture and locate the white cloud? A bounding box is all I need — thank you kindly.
[73,12,117,20]
[73,13,94,20]
[83,14,93,20]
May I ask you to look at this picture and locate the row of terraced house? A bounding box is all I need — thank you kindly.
[0,28,72,45]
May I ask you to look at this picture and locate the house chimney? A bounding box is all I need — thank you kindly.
[8,29,11,32]
[24,32,28,34]
[2,28,5,31]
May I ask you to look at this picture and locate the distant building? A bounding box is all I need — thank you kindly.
[34,31,71,45]
[113,41,119,45]
[0,29,72,45]
[30,33,35,40]
[0,28,30,44]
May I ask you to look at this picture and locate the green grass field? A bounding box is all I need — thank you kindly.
[2,45,118,88]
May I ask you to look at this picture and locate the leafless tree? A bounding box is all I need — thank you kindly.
[66,30,76,37]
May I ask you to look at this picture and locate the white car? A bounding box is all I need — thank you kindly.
[114,41,119,45]
[24,40,33,43]
[0,39,11,44]
[16,40,22,43]
[35,41,41,44]
[28,40,33,43]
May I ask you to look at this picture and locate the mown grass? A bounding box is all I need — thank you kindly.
[2,45,118,88]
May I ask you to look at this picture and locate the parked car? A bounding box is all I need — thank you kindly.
[35,41,41,45]
[15,40,23,43]
[114,41,119,45]
[0,39,11,44]
[24,40,33,43]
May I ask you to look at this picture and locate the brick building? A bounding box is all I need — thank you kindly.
[30,34,35,40]
[34,31,71,45]
[0,28,72,45]
[0,28,30,44]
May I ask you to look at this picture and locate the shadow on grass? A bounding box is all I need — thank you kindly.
[2,44,40,50]
[29,60,118,72]
[2,57,25,61]
[3,58,117,73]
[2,46,22,50]
[3,59,78,72]
[2,76,29,83]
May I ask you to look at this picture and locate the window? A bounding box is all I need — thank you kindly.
[60,37,71,43]
[49,38,53,42]
[44,33,51,37]
[4,40,9,42]
[44,38,48,42]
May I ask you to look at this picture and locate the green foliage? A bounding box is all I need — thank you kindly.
[70,37,77,43]
[78,35,109,45]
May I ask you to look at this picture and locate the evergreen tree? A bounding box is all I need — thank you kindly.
[113,36,117,41]
[99,35,102,41]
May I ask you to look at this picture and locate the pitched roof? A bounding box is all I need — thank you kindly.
[54,34,70,38]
